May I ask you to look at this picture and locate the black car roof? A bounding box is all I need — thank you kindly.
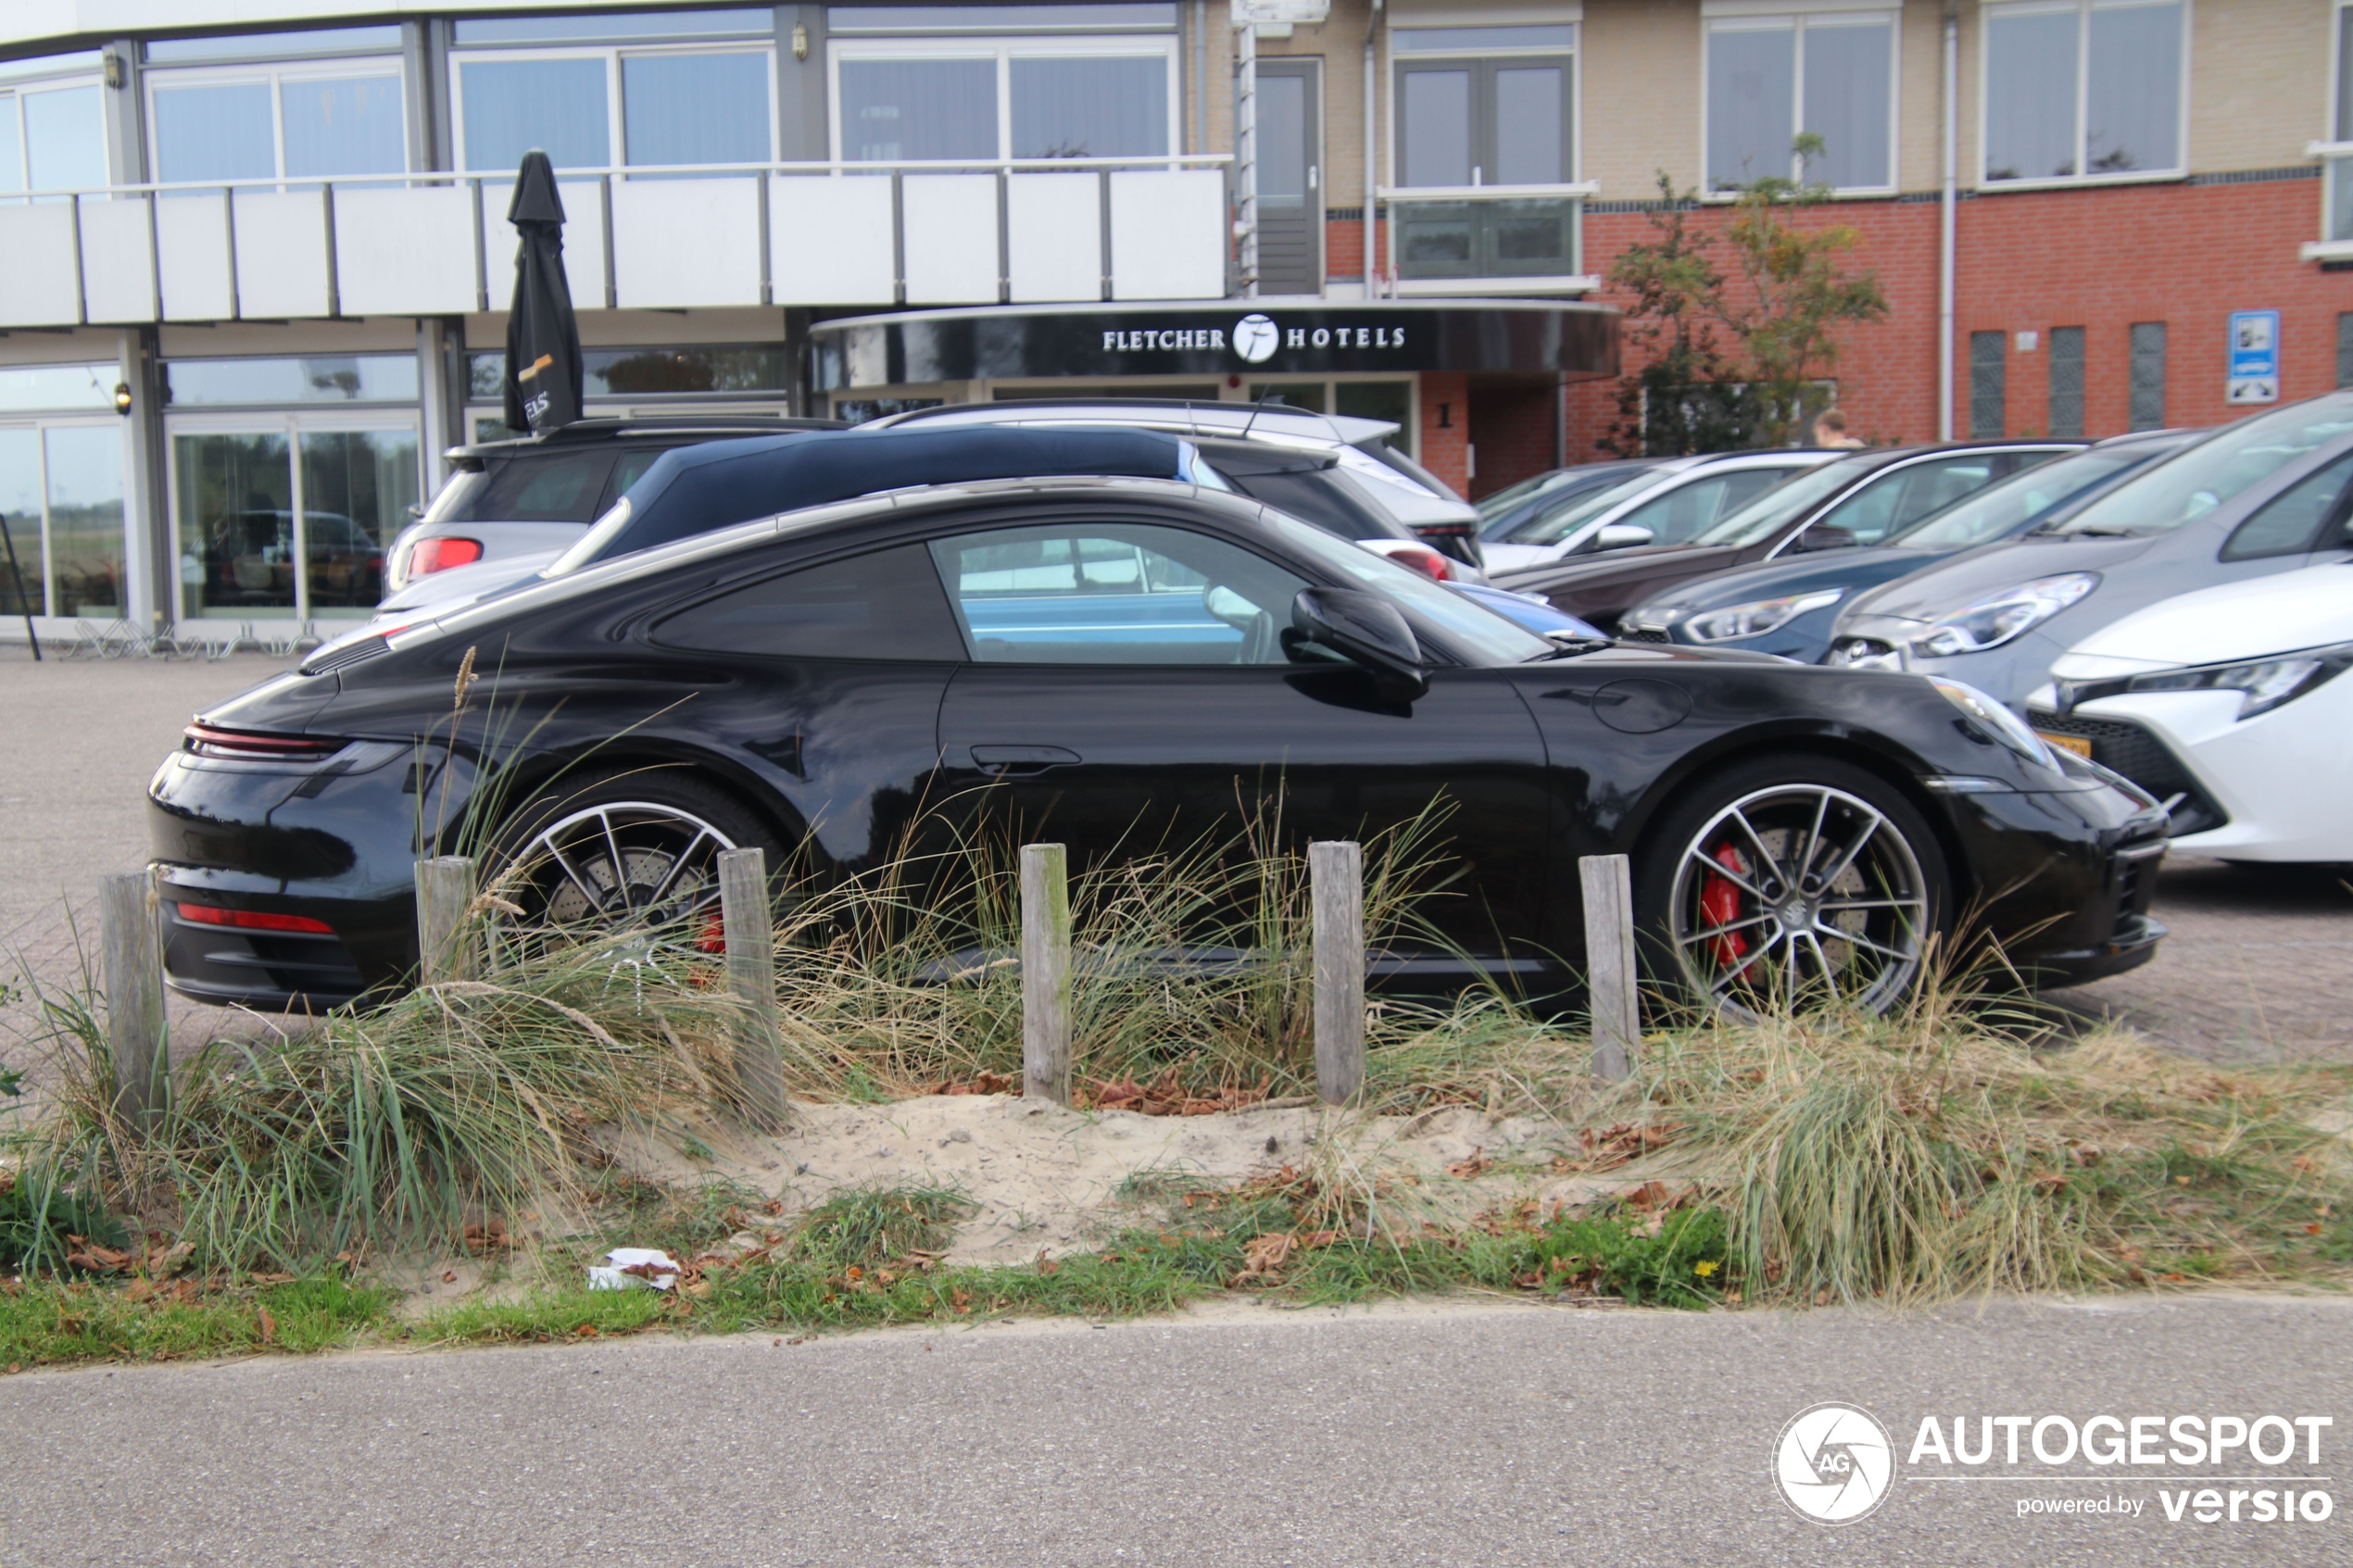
[447,414,846,465]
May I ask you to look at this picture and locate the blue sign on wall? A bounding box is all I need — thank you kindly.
[2227,309,2280,405]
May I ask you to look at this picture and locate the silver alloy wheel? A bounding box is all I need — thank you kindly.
[1665,783,1930,1017]
[498,801,738,935]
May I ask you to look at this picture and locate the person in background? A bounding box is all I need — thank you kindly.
[1812,408,1866,449]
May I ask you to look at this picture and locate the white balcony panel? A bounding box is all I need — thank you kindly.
[335,185,476,318]
[902,174,1000,306]
[0,204,81,326]
[80,198,157,323]
[611,177,762,309]
[157,194,234,320]
[771,174,895,306]
[1007,173,1101,303]
[479,180,608,311]
[1109,169,1227,301]
[233,191,331,319]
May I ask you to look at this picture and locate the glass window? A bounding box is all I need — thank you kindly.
[2220,453,2353,562]
[44,424,125,619]
[837,39,1176,164]
[1614,469,1792,546]
[434,452,619,524]
[1393,26,1577,53]
[300,429,418,616]
[1011,56,1169,157]
[145,28,402,62]
[175,431,294,619]
[1894,444,2147,549]
[1812,454,2042,546]
[1396,44,1574,189]
[655,543,967,659]
[467,345,793,400]
[460,57,612,171]
[1694,461,1856,547]
[16,83,107,192]
[834,6,1177,32]
[457,10,774,44]
[150,65,405,187]
[2129,321,2168,431]
[931,521,1307,665]
[1970,331,2006,438]
[623,51,773,165]
[1983,0,2184,182]
[2048,325,2086,438]
[163,355,421,406]
[0,428,42,614]
[0,101,19,195]
[839,56,999,160]
[1706,13,1893,193]
[2050,401,2353,538]
[1254,510,1552,664]
[0,363,114,412]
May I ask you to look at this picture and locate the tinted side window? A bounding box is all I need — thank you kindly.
[605,448,666,508]
[456,451,618,522]
[929,521,1308,665]
[651,543,966,660]
[2221,452,2353,561]
[1219,467,1384,540]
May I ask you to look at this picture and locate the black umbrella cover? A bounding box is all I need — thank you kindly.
[503,150,585,434]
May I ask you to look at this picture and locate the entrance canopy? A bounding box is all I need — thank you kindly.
[811,299,1619,391]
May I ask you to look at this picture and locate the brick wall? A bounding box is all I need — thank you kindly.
[1418,371,1470,496]
[1568,174,2347,458]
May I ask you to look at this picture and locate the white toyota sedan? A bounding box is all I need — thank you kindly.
[2027,561,2353,861]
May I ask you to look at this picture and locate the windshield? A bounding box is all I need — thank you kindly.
[2045,400,2353,537]
[1890,445,2155,550]
[1510,470,1681,546]
[1691,461,1858,547]
[1259,510,1553,664]
[1476,467,1583,521]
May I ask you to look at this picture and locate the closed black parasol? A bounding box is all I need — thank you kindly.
[502,150,585,435]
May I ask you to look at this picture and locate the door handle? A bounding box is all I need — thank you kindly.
[1309,164,1318,191]
[968,745,1082,777]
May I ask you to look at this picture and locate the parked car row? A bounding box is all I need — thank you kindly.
[153,417,2168,1022]
[1491,393,2353,864]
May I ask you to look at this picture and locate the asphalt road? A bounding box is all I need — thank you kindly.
[2,1294,2346,1567]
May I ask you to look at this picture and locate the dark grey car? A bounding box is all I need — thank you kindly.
[1828,395,2353,709]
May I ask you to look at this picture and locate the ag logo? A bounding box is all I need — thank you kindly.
[1232,313,1280,364]
[1774,1403,1895,1524]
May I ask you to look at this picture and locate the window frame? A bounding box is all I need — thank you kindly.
[1386,24,1580,193]
[826,32,1180,166]
[448,37,781,174]
[144,54,410,189]
[1977,0,2192,191]
[1700,7,1900,198]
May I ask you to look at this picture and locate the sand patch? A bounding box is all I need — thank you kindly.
[608,1095,1691,1264]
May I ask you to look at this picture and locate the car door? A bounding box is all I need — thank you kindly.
[925,510,1556,974]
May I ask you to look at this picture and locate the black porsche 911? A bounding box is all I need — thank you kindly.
[148,430,2170,1018]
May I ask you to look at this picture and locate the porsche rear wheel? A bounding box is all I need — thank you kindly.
[1635,756,1949,1019]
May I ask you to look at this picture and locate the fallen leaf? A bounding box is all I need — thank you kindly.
[575,1323,599,1337]
[258,1307,276,1345]
[441,1271,458,1285]
[1447,1148,1493,1179]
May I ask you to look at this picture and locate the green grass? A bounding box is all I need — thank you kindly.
[0,1274,391,1369]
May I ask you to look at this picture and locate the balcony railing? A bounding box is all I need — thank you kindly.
[0,157,1234,330]
[2302,142,2353,262]
[1376,182,1597,296]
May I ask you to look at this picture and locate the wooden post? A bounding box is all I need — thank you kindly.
[99,871,167,1123]
[413,855,478,985]
[718,847,788,1130]
[1579,854,1638,1083]
[1020,843,1071,1105]
[1311,840,1365,1105]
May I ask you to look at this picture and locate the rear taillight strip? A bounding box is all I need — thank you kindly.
[172,902,335,935]
[182,724,345,763]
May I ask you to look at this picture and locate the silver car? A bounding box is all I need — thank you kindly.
[1478,448,1835,574]
[1828,395,2353,709]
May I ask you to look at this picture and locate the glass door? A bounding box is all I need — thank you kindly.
[170,413,418,624]
[0,419,129,621]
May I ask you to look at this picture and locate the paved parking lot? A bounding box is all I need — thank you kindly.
[2,644,2347,1063]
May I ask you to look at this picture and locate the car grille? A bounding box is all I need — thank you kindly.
[2029,711,2229,836]
[1616,627,1672,645]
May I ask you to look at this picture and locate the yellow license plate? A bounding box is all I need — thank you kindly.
[2038,732,2093,759]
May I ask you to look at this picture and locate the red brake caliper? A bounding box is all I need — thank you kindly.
[697,911,727,956]
[1700,844,1750,965]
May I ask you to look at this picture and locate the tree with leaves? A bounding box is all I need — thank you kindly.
[1602,139,1889,455]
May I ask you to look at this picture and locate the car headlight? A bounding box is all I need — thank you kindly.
[2117,640,2353,720]
[1931,676,2057,769]
[1910,573,2098,658]
[1829,637,1906,672]
[1683,588,1843,644]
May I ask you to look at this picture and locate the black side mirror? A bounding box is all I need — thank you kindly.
[1290,586,1428,696]
[1797,524,1858,552]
